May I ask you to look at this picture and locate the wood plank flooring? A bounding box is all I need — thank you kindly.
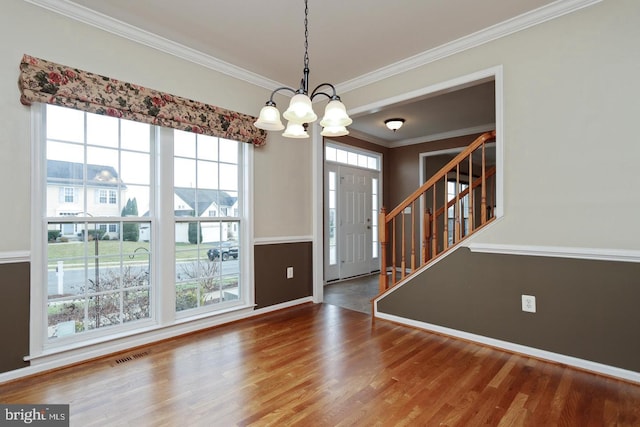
[1,303,639,426]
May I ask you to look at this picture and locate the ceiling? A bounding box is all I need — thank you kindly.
[38,0,568,146]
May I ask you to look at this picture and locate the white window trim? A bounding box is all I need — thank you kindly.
[28,104,255,364]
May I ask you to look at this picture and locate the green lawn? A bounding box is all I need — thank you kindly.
[47,241,207,267]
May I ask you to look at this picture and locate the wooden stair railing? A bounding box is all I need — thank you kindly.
[378,130,497,293]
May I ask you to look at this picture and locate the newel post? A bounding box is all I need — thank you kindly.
[378,206,388,293]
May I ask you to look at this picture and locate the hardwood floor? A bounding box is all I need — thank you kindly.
[1,303,639,426]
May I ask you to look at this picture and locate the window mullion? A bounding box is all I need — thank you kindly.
[156,126,176,325]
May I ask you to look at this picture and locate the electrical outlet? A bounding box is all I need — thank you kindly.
[521,295,536,313]
[286,266,294,279]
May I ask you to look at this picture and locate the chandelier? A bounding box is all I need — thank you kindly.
[253,0,352,138]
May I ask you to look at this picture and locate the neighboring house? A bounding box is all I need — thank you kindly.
[46,159,126,239]
[137,188,238,243]
[172,187,238,243]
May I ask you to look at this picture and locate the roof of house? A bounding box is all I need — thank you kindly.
[174,188,237,217]
[47,159,122,188]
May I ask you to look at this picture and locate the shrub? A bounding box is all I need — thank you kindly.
[48,230,61,242]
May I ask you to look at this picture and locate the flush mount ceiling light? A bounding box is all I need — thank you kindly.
[385,118,405,132]
[254,0,352,138]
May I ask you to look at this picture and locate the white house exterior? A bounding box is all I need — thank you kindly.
[46,160,126,240]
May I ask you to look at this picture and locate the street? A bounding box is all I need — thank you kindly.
[48,258,240,296]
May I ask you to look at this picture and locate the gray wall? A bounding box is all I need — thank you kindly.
[0,262,30,373]
[254,242,313,309]
[378,247,640,372]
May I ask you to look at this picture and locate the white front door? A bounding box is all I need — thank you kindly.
[325,163,379,281]
[340,166,371,278]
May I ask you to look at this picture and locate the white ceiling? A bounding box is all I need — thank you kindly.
[32,0,585,145]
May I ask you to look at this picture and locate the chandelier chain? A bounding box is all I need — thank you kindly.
[303,0,309,70]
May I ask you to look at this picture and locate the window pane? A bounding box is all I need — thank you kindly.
[121,120,150,152]
[336,149,347,164]
[358,154,368,168]
[121,151,150,185]
[47,140,84,164]
[196,160,218,190]
[197,134,218,161]
[87,113,118,148]
[347,152,358,166]
[174,130,196,157]
[368,157,377,170]
[123,185,150,219]
[219,163,238,191]
[86,146,118,179]
[325,146,336,162]
[47,105,84,143]
[174,157,196,188]
[219,138,238,163]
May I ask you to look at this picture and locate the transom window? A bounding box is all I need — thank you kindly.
[325,143,380,171]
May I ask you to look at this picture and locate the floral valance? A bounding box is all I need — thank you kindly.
[18,54,266,146]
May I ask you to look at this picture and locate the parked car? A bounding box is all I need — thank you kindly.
[207,243,238,261]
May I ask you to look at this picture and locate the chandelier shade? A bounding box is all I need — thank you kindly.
[283,94,318,124]
[319,100,352,128]
[282,122,309,138]
[320,125,349,137]
[253,0,351,139]
[255,104,285,131]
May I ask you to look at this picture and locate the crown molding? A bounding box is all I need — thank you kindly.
[336,0,602,94]
[23,0,284,92]
[346,123,496,149]
[25,0,600,95]
[24,0,602,95]
[388,124,496,148]
[345,129,391,148]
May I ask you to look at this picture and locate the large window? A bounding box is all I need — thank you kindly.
[39,104,247,348]
[173,130,241,314]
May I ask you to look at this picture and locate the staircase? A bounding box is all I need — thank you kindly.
[378,131,497,293]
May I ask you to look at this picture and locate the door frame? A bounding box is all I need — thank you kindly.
[323,142,382,283]
[324,162,380,282]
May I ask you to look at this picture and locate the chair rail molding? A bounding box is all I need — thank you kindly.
[0,251,30,264]
[468,243,640,263]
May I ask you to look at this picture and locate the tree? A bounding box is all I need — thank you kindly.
[188,222,202,244]
[122,197,139,241]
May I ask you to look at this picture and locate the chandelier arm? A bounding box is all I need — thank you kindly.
[266,86,299,105]
[309,91,333,101]
[310,83,339,100]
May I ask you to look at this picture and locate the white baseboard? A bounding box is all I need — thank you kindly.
[468,243,640,263]
[374,311,640,384]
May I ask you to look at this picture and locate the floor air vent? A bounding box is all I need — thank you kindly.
[111,350,150,366]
